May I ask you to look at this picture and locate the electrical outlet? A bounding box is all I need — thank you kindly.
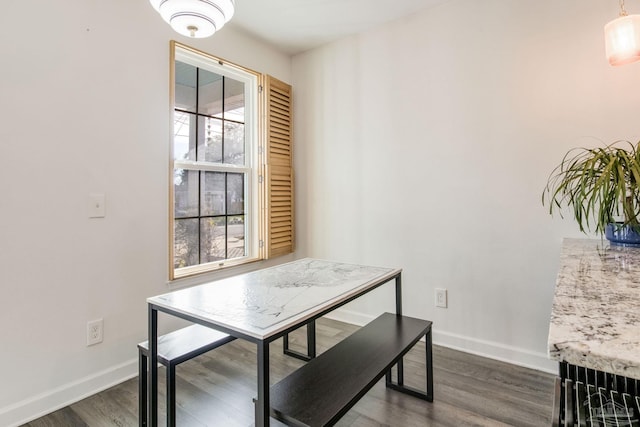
[87,319,103,346]
[435,288,448,308]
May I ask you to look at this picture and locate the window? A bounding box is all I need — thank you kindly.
[170,42,293,279]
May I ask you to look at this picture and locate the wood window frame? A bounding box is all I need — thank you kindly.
[169,42,293,281]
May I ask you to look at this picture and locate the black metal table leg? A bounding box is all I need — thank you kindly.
[307,320,316,359]
[167,364,177,427]
[396,275,404,386]
[256,341,270,427]
[395,274,402,315]
[283,320,317,361]
[148,305,158,427]
[138,348,147,427]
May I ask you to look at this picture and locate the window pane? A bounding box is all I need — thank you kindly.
[174,169,199,218]
[174,112,196,161]
[174,218,199,268]
[197,116,222,163]
[201,217,226,262]
[198,69,223,118]
[175,61,196,112]
[224,77,245,122]
[227,173,244,215]
[201,172,225,216]
[228,215,245,259]
[224,121,245,165]
[172,47,259,275]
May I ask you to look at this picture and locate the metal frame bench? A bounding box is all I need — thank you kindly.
[138,324,235,427]
[269,312,433,426]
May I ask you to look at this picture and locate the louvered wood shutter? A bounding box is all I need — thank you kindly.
[262,75,294,258]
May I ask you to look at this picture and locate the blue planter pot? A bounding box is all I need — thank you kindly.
[605,223,640,246]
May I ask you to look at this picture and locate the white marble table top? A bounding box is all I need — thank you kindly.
[548,238,640,379]
[148,258,400,340]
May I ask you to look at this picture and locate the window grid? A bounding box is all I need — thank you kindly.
[173,64,246,269]
[173,173,245,261]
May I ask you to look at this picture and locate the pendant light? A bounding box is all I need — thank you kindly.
[605,0,640,65]
[149,0,235,38]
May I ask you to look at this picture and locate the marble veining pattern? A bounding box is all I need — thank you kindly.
[149,258,399,339]
[548,238,640,379]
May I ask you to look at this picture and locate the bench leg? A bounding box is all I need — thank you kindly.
[385,329,434,402]
[386,360,405,387]
[426,328,433,401]
[139,349,148,427]
[167,363,177,427]
[283,320,316,361]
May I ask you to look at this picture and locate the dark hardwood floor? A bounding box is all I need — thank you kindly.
[23,318,556,427]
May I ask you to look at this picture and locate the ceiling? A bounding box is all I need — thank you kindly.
[229,0,451,55]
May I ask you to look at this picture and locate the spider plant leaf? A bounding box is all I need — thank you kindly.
[542,140,640,235]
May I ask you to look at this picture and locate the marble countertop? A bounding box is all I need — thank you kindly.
[548,238,640,379]
[149,258,400,340]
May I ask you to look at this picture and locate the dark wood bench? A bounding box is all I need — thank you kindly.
[269,312,433,427]
[138,324,235,427]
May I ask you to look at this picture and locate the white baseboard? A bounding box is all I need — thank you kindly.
[324,309,558,375]
[0,358,138,427]
[325,307,376,327]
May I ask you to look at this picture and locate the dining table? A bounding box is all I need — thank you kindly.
[146,258,404,426]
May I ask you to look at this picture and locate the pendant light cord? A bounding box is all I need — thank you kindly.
[620,0,628,16]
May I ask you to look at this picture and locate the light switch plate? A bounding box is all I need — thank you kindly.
[88,193,105,218]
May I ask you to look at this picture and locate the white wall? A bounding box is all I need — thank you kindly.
[292,0,640,372]
[0,1,291,425]
[3,0,640,424]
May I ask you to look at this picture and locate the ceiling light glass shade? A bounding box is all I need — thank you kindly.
[149,0,235,38]
[605,14,640,66]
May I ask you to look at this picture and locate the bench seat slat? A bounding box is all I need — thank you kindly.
[138,324,235,365]
[270,312,432,427]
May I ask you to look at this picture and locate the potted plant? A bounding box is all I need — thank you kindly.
[543,140,640,245]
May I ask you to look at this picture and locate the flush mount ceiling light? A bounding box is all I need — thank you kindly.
[605,0,640,65]
[149,0,235,38]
